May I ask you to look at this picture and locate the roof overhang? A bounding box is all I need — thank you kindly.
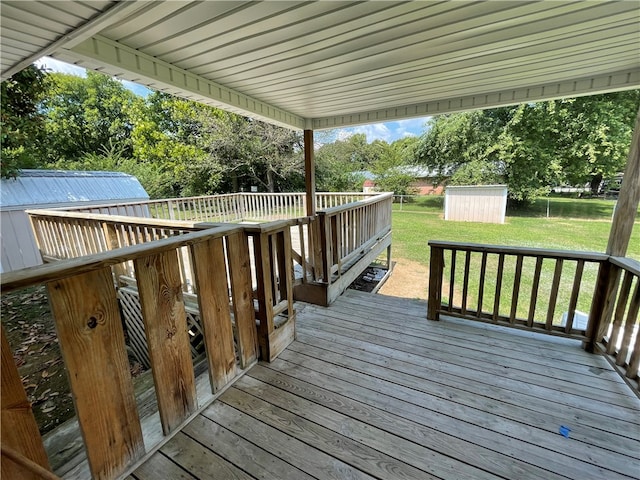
[2,1,639,130]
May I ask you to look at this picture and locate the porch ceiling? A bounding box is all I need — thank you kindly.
[1,1,639,130]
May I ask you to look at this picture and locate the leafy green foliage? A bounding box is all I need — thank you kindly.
[1,65,49,178]
[415,91,640,202]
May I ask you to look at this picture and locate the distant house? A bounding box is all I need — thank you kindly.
[402,166,446,195]
[360,166,447,195]
[0,170,149,272]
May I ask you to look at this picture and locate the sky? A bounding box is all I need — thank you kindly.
[36,57,430,143]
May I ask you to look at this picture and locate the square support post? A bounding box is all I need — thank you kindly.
[304,129,316,217]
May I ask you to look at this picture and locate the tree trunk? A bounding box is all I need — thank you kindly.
[266,169,275,193]
[590,173,603,194]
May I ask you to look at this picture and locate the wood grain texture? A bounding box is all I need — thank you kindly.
[226,231,258,368]
[427,246,443,320]
[190,237,237,392]
[134,251,197,435]
[304,130,316,216]
[160,432,253,480]
[251,232,275,360]
[132,452,196,479]
[47,268,144,479]
[1,326,51,480]
[607,107,640,256]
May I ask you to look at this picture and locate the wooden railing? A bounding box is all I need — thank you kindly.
[427,241,608,337]
[61,192,377,223]
[593,256,640,390]
[427,241,639,391]
[1,218,300,478]
[306,193,393,304]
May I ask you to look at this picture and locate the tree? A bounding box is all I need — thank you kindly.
[42,71,137,163]
[370,140,417,195]
[1,65,49,178]
[414,91,640,202]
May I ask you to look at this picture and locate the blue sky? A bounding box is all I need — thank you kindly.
[36,57,430,142]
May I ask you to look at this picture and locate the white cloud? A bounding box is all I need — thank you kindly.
[35,57,86,77]
[330,116,430,144]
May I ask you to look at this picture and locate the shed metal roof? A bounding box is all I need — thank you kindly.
[0,169,149,210]
[1,1,638,130]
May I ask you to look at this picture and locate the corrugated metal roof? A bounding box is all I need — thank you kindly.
[0,169,149,210]
[1,1,638,129]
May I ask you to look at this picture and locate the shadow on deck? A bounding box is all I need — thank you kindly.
[127,290,640,480]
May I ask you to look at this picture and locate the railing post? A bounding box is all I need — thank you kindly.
[319,212,332,284]
[1,326,52,479]
[584,260,619,352]
[427,245,444,321]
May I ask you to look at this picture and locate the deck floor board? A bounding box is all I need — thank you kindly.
[132,291,640,480]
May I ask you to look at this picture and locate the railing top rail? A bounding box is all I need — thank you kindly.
[1,224,241,293]
[427,240,609,262]
[242,216,315,234]
[55,192,245,211]
[316,192,378,196]
[610,256,640,276]
[319,192,393,216]
[26,209,223,231]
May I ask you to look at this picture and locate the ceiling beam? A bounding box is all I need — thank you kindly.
[60,35,305,131]
[312,69,640,130]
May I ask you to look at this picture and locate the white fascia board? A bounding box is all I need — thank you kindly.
[64,35,306,131]
[312,69,640,130]
[1,2,149,81]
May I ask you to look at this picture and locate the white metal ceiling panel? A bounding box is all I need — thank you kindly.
[1,1,638,129]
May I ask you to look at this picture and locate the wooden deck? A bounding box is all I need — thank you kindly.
[128,290,640,480]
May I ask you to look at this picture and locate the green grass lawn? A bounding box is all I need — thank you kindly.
[390,196,640,324]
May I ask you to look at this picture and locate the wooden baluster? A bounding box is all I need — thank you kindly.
[509,255,524,324]
[461,251,471,316]
[565,260,585,333]
[47,268,144,479]
[585,260,617,352]
[277,229,294,320]
[427,246,444,321]
[298,222,308,282]
[607,271,634,354]
[626,314,640,380]
[331,215,339,270]
[448,250,456,312]
[1,326,51,480]
[226,232,258,368]
[492,253,505,322]
[527,257,543,327]
[617,280,639,367]
[476,251,488,317]
[134,251,197,434]
[102,223,128,281]
[546,258,564,330]
[190,238,238,391]
[253,233,275,360]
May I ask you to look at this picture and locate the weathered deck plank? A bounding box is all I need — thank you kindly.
[130,291,640,480]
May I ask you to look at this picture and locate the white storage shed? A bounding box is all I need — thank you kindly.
[0,170,149,272]
[444,185,508,224]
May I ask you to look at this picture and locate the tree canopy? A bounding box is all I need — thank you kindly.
[415,91,639,202]
[3,66,636,201]
[1,65,49,178]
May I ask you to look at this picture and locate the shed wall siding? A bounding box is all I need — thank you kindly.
[1,210,42,271]
[444,186,507,224]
